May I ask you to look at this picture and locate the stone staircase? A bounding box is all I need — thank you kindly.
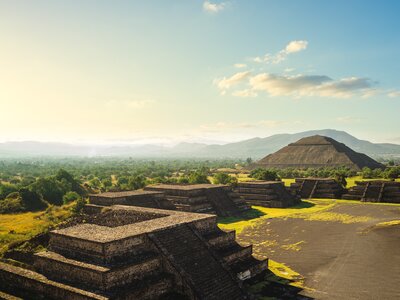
[290,178,345,199]
[342,181,400,203]
[150,225,246,300]
[234,181,300,208]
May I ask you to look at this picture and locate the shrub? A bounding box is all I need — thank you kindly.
[250,168,280,181]
[0,193,25,213]
[213,173,238,186]
[72,197,87,214]
[187,171,210,184]
[63,191,81,204]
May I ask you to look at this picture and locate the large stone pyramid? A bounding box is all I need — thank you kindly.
[255,135,384,170]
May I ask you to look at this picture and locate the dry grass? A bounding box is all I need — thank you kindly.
[0,205,72,255]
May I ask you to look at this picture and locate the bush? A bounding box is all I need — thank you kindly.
[19,188,47,211]
[72,197,87,214]
[213,173,238,186]
[187,171,210,184]
[250,168,280,181]
[0,193,25,213]
[63,191,81,204]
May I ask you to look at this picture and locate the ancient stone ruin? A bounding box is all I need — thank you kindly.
[342,180,400,203]
[144,184,250,217]
[89,190,175,210]
[234,181,300,208]
[254,135,384,170]
[290,178,346,199]
[0,204,267,299]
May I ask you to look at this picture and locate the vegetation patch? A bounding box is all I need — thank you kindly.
[0,205,72,256]
[281,241,305,251]
[268,259,305,288]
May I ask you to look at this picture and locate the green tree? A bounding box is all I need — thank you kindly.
[31,177,69,206]
[250,168,280,181]
[63,191,81,204]
[187,171,210,184]
[213,173,238,186]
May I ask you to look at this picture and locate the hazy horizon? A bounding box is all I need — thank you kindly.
[1,1,399,145]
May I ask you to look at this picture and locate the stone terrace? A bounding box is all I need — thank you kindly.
[145,184,250,217]
[0,204,267,300]
[342,180,400,203]
[290,178,346,199]
[234,181,300,208]
[89,190,175,210]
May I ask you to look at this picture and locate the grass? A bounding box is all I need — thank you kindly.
[372,220,400,228]
[267,259,305,288]
[0,205,72,256]
[281,241,306,251]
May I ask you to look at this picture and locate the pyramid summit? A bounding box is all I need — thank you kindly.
[254,135,384,170]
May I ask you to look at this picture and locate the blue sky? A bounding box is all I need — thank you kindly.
[0,0,399,144]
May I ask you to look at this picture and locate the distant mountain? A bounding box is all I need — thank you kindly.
[185,129,400,159]
[0,129,399,158]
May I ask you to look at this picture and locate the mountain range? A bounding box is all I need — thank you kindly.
[1,129,399,159]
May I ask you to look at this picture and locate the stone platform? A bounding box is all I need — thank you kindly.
[145,184,250,217]
[0,204,267,300]
[342,180,400,203]
[234,181,300,208]
[89,190,175,210]
[290,178,346,199]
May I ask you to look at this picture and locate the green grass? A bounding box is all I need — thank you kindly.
[0,205,72,256]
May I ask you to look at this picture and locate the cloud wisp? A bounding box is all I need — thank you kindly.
[254,40,308,64]
[203,1,226,13]
[214,71,377,99]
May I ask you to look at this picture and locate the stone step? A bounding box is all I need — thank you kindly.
[218,244,253,264]
[34,251,161,291]
[203,230,236,249]
[229,256,268,280]
[150,225,245,299]
[237,193,278,201]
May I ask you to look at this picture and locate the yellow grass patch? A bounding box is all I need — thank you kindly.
[0,205,72,255]
[281,241,305,251]
[268,259,305,288]
[373,220,400,228]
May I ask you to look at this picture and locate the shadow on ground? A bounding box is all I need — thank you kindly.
[218,208,266,224]
[245,270,314,300]
[218,201,316,225]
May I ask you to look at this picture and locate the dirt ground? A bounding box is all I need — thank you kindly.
[234,200,400,300]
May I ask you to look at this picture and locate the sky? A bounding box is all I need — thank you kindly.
[0,0,399,145]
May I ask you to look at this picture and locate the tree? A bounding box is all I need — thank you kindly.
[63,191,81,204]
[19,188,47,211]
[250,168,280,181]
[31,177,69,206]
[128,175,146,190]
[187,171,210,184]
[213,173,238,186]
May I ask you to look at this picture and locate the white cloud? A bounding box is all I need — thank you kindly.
[234,63,247,68]
[388,90,400,98]
[203,1,226,13]
[254,40,308,64]
[285,40,308,54]
[214,71,251,93]
[248,73,374,98]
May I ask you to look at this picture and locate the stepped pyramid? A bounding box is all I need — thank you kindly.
[145,184,250,217]
[254,135,384,171]
[0,205,267,299]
